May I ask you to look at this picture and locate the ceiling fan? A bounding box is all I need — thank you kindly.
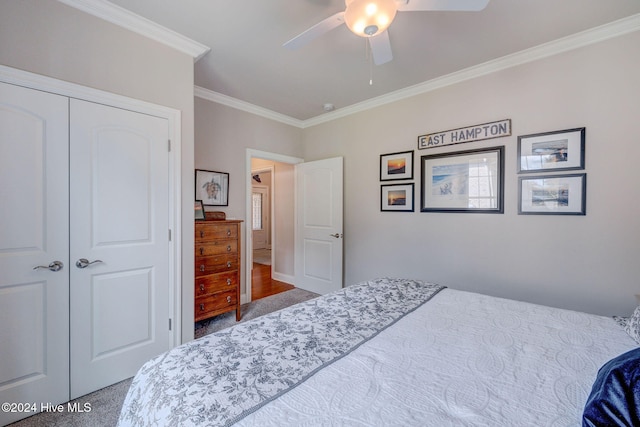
[284,0,490,65]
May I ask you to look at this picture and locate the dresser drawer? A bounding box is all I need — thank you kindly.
[195,291,237,321]
[196,240,238,256]
[195,254,238,276]
[195,223,238,242]
[195,272,238,296]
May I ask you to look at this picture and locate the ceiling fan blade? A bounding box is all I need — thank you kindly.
[369,30,393,65]
[283,12,345,50]
[397,0,489,12]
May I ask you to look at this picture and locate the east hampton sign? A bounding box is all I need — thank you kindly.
[418,119,511,149]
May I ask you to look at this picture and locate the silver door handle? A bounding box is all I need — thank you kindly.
[330,233,343,238]
[75,258,103,269]
[33,261,64,272]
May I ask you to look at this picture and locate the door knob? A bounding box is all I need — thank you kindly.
[329,233,343,238]
[75,258,103,269]
[33,261,64,272]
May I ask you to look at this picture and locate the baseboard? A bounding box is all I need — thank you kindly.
[273,272,294,285]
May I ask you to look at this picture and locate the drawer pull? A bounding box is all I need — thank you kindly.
[226,261,232,268]
[200,303,205,311]
[199,283,205,292]
[227,278,232,285]
[200,247,204,255]
[227,229,231,236]
[226,296,231,303]
[200,265,205,272]
[200,230,204,238]
[227,245,232,252]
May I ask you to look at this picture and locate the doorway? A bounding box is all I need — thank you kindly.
[245,150,302,303]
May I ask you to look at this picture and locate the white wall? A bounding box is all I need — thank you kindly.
[0,0,197,341]
[302,30,640,316]
[195,97,303,295]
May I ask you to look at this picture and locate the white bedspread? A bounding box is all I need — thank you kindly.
[236,289,636,426]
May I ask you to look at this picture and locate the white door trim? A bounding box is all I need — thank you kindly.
[245,149,303,303]
[0,64,183,347]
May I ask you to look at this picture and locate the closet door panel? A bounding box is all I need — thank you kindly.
[69,99,171,398]
[0,82,69,426]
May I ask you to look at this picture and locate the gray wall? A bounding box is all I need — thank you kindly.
[302,30,640,316]
[0,0,197,341]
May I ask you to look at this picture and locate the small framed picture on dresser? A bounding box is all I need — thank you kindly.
[194,200,206,220]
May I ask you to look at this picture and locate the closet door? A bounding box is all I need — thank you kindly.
[69,100,171,398]
[0,83,70,425]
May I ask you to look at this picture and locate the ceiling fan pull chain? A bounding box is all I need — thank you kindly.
[367,39,373,85]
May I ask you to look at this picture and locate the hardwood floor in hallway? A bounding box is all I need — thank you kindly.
[251,262,294,300]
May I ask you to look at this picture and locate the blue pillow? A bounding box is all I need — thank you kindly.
[583,347,640,427]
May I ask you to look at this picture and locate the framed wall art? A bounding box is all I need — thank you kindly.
[421,146,504,213]
[195,169,229,206]
[517,127,585,173]
[381,183,414,212]
[380,150,413,181]
[518,173,586,215]
[194,200,206,220]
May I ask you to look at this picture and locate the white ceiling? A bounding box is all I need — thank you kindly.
[103,0,640,123]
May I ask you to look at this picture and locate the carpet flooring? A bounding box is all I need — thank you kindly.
[8,288,319,427]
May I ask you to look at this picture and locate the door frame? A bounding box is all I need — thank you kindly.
[245,149,303,303]
[0,64,183,347]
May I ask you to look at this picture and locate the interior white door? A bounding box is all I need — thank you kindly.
[69,99,171,398]
[252,185,269,250]
[0,83,70,425]
[294,157,343,294]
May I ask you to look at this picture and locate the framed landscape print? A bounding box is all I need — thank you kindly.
[195,169,229,206]
[517,127,585,173]
[381,183,414,212]
[380,150,413,181]
[518,173,586,215]
[421,146,504,213]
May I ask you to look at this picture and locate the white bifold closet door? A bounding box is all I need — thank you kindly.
[0,82,171,425]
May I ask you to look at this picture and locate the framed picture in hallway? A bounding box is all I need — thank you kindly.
[196,169,229,206]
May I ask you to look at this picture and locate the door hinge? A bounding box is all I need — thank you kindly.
[169,229,172,241]
[169,318,172,331]
[168,139,171,152]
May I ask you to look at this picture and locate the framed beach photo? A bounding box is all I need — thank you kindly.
[381,183,414,212]
[518,173,586,215]
[194,200,206,220]
[195,169,229,206]
[380,150,413,181]
[517,127,585,173]
[421,146,504,213]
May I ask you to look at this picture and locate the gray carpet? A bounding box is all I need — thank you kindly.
[8,288,319,427]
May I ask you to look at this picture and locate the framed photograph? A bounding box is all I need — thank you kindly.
[194,200,206,220]
[421,146,504,213]
[381,183,414,212]
[517,127,585,173]
[518,173,586,215]
[380,150,413,181]
[195,169,229,206]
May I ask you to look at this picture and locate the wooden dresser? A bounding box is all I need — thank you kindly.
[194,219,242,322]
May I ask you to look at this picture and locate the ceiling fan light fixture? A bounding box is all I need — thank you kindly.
[344,0,397,37]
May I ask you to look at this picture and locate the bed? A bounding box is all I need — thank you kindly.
[118,278,639,426]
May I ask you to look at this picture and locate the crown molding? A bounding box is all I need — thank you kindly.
[194,86,305,128]
[196,13,639,129]
[57,0,210,61]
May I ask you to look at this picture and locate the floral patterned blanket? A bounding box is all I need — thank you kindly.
[118,278,445,427]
